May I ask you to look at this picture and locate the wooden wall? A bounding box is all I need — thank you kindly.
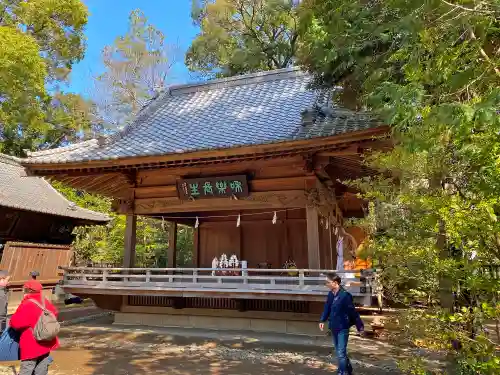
[0,242,73,286]
[197,209,310,269]
[199,223,241,267]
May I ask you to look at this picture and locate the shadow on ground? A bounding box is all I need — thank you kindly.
[45,324,401,375]
[1,317,450,375]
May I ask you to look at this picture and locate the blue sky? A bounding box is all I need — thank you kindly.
[68,0,199,95]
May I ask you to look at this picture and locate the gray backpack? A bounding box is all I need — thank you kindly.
[28,299,60,341]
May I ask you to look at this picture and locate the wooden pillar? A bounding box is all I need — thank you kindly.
[306,206,321,269]
[193,227,199,267]
[282,210,289,266]
[329,225,335,270]
[123,214,137,268]
[167,222,177,268]
[237,211,243,260]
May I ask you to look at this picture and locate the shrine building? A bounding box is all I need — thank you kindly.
[21,68,388,333]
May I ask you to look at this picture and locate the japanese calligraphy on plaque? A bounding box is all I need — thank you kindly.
[177,175,249,200]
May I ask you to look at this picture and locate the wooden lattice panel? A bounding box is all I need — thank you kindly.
[246,299,310,313]
[185,297,237,310]
[128,295,174,307]
[128,296,310,313]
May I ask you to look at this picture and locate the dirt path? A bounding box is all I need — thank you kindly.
[0,318,444,375]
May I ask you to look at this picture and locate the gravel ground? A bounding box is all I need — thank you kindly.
[0,319,446,375]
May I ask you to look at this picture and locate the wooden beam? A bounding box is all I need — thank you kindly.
[137,158,308,188]
[133,190,308,215]
[58,175,96,188]
[123,214,137,267]
[134,176,316,199]
[97,180,130,196]
[317,145,361,157]
[84,174,124,190]
[306,206,321,269]
[167,222,177,268]
[316,139,392,158]
[135,185,177,199]
[197,219,305,227]
[52,173,130,197]
[138,156,304,182]
[54,175,83,185]
[70,174,122,193]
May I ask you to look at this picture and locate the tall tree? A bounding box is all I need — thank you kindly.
[0,0,91,156]
[42,93,104,149]
[63,9,187,267]
[186,0,300,77]
[299,0,500,373]
[93,9,177,128]
[0,0,88,82]
[0,26,47,155]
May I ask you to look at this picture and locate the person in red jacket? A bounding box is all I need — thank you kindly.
[9,280,59,375]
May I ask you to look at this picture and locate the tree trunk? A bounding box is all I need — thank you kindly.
[431,174,455,311]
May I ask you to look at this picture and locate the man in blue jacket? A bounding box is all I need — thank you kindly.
[319,273,364,375]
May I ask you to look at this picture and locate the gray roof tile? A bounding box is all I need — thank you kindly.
[0,154,110,222]
[24,68,380,165]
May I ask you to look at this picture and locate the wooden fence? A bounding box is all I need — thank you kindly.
[0,242,73,287]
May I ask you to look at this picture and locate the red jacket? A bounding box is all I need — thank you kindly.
[9,293,60,360]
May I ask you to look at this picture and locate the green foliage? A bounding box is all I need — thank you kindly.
[0,0,88,82]
[187,0,300,77]
[53,181,194,267]
[0,26,47,155]
[396,306,500,374]
[93,9,177,128]
[42,92,103,149]
[0,0,92,156]
[298,0,500,372]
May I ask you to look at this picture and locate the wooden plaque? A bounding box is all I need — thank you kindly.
[177,175,249,200]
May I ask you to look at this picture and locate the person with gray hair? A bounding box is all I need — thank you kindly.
[0,270,10,333]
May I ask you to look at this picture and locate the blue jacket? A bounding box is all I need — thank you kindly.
[320,288,364,332]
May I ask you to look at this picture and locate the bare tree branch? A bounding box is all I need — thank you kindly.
[441,0,494,14]
[469,27,500,78]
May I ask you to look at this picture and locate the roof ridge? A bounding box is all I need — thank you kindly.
[28,140,97,158]
[168,67,303,95]
[0,153,22,166]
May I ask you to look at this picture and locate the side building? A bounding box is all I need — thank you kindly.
[0,154,109,286]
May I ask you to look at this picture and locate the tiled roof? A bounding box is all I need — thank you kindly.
[24,68,380,165]
[0,154,110,222]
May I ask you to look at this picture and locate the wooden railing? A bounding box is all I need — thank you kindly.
[59,267,375,305]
